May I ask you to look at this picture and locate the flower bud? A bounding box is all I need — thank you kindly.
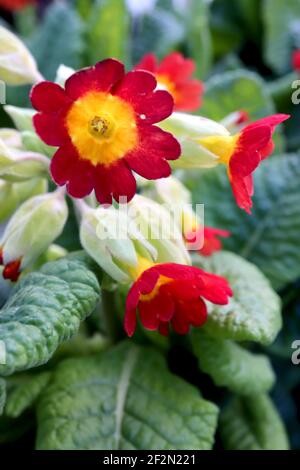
[55,64,75,87]
[79,203,157,284]
[0,189,68,281]
[0,136,49,182]
[0,25,43,85]
[4,105,35,132]
[160,112,230,169]
[128,195,191,265]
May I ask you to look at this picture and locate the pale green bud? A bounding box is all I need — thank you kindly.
[0,26,43,85]
[160,112,230,169]
[79,204,156,283]
[0,136,49,182]
[153,176,192,206]
[55,64,75,87]
[128,195,191,265]
[4,105,35,132]
[0,189,68,275]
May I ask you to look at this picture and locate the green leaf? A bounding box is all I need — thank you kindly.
[29,2,84,81]
[187,154,300,290]
[5,372,51,418]
[193,252,281,345]
[191,330,275,395]
[36,342,219,450]
[0,379,6,415]
[87,0,130,65]
[132,8,184,63]
[263,0,300,75]
[0,255,100,377]
[182,0,212,78]
[220,394,290,450]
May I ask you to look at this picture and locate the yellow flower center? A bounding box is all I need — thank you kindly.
[128,255,172,302]
[66,91,139,167]
[156,74,178,101]
[197,134,239,165]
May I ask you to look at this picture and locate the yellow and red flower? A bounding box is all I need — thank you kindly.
[135,52,204,112]
[197,114,290,213]
[124,258,232,336]
[186,226,230,256]
[30,59,181,204]
[292,50,300,72]
[0,0,34,10]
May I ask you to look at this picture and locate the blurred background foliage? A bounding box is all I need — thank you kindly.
[0,0,299,449]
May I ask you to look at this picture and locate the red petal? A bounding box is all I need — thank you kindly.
[114,70,157,100]
[65,59,125,100]
[292,50,300,71]
[139,124,181,160]
[174,80,204,111]
[138,301,160,330]
[229,172,253,214]
[229,148,261,178]
[135,90,174,124]
[124,306,137,337]
[3,258,22,282]
[50,143,79,185]
[66,159,94,198]
[157,52,195,82]
[135,53,158,73]
[94,160,136,205]
[176,297,207,328]
[238,125,272,153]
[33,113,68,146]
[247,114,289,130]
[126,147,171,179]
[199,272,233,304]
[30,81,71,113]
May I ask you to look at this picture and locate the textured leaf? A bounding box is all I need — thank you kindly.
[29,2,83,81]
[0,378,5,415]
[192,330,275,395]
[187,154,300,290]
[193,252,281,345]
[36,342,219,450]
[0,256,100,377]
[5,372,51,418]
[263,0,300,74]
[87,0,130,65]
[220,394,290,450]
[132,8,184,63]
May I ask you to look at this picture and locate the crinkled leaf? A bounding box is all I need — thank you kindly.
[193,251,281,345]
[29,2,83,81]
[36,342,219,450]
[192,330,275,395]
[5,372,51,418]
[0,256,100,377]
[220,394,290,450]
[0,379,6,415]
[188,154,300,290]
[263,0,300,74]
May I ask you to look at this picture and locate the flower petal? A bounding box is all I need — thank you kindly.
[114,70,157,100]
[65,59,125,100]
[33,113,67,146]
[175,80,204,111]
[50,143,78,185]
[30,81,71,113]
[157,52,195,82]
[135,53,157,73]
[94,160,137,205]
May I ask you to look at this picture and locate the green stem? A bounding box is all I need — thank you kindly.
[101,288,120,343]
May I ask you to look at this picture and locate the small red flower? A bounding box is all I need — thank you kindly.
[125,261,232,336]
[30,59,181,205]
[0,247,21,282]
[198,114,290,213]
[135,52,204,112]
[292,50,300,72]
[186,226,230,256]
[0,0,34,10]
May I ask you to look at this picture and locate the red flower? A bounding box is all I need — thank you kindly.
[30,59,181,205]
[185,226,230,256]
[292,50,300,72]
[0,248,21,282]
[135,52,204,112]
[198,114,290,213]
[125,260,232,336]
[0,0,34,10]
